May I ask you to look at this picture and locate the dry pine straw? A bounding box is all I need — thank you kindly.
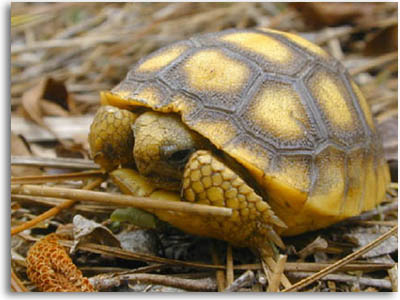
[11,2,397,292]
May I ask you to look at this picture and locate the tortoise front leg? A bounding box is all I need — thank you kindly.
[181,150,286,255]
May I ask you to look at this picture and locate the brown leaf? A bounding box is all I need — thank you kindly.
[377,116,398,181]
[40,99,70,117]
[291,3,381,29]
[297,236,328,260]
[70,214,121,254]
[21,77,78,143]
[10,132,42,176]
[21,78,47,128]
[21,77,76,124]
[41,77,77,114]
[344,228,398,258]
[364,25,398,56]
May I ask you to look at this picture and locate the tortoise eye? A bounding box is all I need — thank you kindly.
[167,149,193,166]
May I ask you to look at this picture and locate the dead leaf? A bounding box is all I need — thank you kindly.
[291,3,381,29]
[117,227,159,256]
[344,228,398,258]
[377,116,398,182]
[10,132,42,176]
[71,214,121,254]
[21,78,47,128]
[297,236,328,260]
[41,78,72,111]
[40,99,70,117]
[364,25,398,56]
[21,77,77,139]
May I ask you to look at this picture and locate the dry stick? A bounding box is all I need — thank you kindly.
[211,243,226,291]
[265,257,292,289]
[11,156,99,170]
[63,241,230,272]
[335,202,398,225]
[120,273,217,292]
[287,272,392,290]
[349,52,397,76]
[10,35,125,54]
[235,262,394,273]
[11,184,232,218]
[267,255,287,292]
[11,178,104,236]
[387,264,398,292]
[90,264,166,291]
[11,170,104,184]
[226,244,234,287]
[234,261,394,273]
[224,270,255,292]
[282,225,398,292]
[260,257,272,288]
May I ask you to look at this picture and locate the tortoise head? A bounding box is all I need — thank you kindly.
[132,111,209,190]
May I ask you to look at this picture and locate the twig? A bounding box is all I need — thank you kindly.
[315,26,354,45]
[11,35,126,54]
[211,242,225,291]
[287,272,392,290]
[335,202,398,225]
[265,257,292,289]
[224,270,255,292]
[349,52,397,76]
[11,156,99,170]
[11,184,232,217]
[267,255,287,292]
[226,244,234,287]
[234,261,394,273]
[387,264,398,292]
[61,241,228,271]
[121,273,217,291]
[89,264,170,290]
[282,225,398,292]
[11,170,104,184]
[11,177,104,236]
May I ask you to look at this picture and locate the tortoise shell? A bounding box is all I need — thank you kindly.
[101,28,390,235]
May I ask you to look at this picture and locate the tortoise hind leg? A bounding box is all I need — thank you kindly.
[181,150,286,253]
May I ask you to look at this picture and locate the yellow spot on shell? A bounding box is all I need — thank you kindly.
[137,45,187,72]
[133,87,162,107]
[246,82,310,140]
[309,70,354,131]
[221,32,292,64]
[194,119,238,147]
[184,50,249,93]
[260,28,329,58]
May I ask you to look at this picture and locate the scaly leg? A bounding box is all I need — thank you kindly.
[180,150,286,254]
